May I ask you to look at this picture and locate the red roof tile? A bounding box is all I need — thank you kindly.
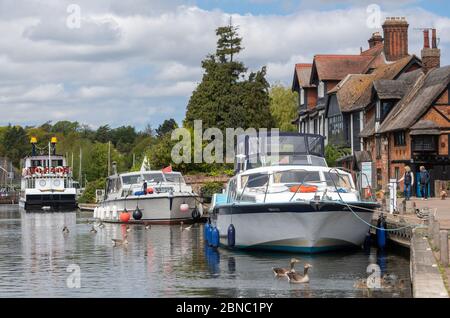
[311,55,375,82]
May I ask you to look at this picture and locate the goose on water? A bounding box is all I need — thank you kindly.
[286,264,312,283]
[272,258,300,277]
[112,235,128,247]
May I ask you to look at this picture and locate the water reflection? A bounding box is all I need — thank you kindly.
[0,205,411,297]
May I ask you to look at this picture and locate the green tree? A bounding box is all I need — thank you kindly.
[156,119,178,137]
[0,125,30,167]
[51,121,79,136]
[184,24,273,131]
[269,84,298,132]
[95,125,111,143]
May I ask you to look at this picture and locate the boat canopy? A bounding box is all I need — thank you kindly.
[235,132,326,171]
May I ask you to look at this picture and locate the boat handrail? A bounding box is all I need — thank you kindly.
[234,167,375,204]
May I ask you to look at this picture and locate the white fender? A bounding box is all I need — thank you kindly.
[93,207,98,219]
[105,206,111,220]
[112,205,118,220]
[99,207,105,220]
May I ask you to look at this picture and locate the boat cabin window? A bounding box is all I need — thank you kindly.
[241,173,269,188]
[273,170,321,184]
[310,156,327,167]
[107,178,121,193]
[122,175,141,185]
[163,173,185,184]
[324,172,352,189]
[142,173,165,183]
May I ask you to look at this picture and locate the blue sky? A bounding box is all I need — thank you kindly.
[0,0,449,130]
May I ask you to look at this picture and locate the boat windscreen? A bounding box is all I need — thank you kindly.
[273,170,321,184]
[324,172,352,190]
[142,173,165,183]
[163,173,185,184]
[122,175,141,185]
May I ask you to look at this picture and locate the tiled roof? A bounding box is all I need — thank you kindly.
[378,65,450,133]
[329,55,420,113]
[292,63,314,90]
[311,55,375,82]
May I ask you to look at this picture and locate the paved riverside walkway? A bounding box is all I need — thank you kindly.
[411,229,448,297]
[371,197,449,297]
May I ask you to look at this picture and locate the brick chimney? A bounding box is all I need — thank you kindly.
[368,32,383,48]
[382,17,409,61]
[421,28,441,73]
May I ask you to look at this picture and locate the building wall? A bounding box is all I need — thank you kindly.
[306,88,317,109]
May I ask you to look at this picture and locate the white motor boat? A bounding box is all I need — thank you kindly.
[96,165,203,224]
[19,137,77,211]
[210,132,378,253]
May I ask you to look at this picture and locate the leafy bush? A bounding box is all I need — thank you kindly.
[78,178,106,204]
[325,144,351,167]
[200,181,224,203]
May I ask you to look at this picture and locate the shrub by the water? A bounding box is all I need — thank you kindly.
[78,179,106,204]
[200,181,224,203]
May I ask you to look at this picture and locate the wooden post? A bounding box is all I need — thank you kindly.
[428,213,435,237]
[440,230,449,267]
[433,220,440,249]
[401,199,406,215]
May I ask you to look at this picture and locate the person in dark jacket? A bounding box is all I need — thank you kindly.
[419,166,430,200]
[398,165,414,200]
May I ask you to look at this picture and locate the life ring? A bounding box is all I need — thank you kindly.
[55,166,64,176]
[289,185,318,193]
[34,167,43,176]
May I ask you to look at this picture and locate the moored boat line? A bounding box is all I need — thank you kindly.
[94,163,203,224]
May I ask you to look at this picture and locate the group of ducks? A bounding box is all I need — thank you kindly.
[353,273,406,290]
[272,258,313,284]
[62,220,194,247]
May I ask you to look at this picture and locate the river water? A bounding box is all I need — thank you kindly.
[0,205,411,298]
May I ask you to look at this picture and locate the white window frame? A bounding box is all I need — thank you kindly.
[318,81,325,98]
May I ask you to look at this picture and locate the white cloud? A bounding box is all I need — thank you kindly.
[0,1,448,129]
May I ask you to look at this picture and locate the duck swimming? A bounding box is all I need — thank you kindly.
[90,226,97,234]
[286,264,312,284]
[272,258,300,277]
[62,226,70,235]
[180,221,193,231]
[112,235,128,247]
[145,224,151,230]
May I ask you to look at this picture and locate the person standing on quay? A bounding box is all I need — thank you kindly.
[398,165,414,200]
[419,166,430,200]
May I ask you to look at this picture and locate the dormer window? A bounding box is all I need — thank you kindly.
[300,88,305,105]
[318,81,325,98]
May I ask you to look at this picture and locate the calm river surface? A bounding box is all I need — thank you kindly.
[0,205,411,297]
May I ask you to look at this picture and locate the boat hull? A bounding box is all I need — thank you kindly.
[19,193,77,211]
[98,194,202,224]
[214,202,376,253]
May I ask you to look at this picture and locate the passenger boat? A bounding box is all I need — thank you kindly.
[19,137,77,211]
[210,132,379,253]
[95,164,203,224]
